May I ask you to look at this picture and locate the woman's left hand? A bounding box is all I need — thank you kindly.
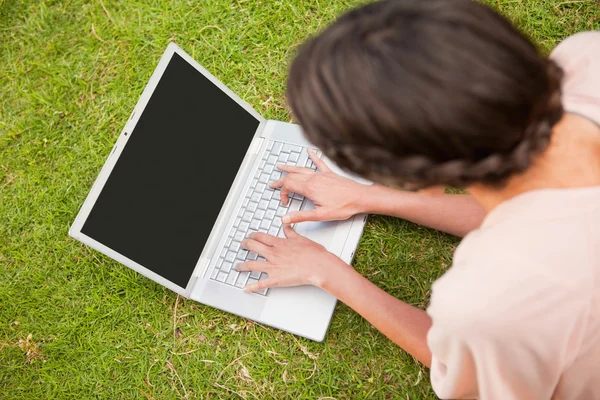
[235,225,347,292]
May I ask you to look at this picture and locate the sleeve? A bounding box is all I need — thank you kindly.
[425,255,587,400]
[550,31,600,127]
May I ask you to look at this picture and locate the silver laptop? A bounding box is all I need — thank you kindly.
[69,43,367,341]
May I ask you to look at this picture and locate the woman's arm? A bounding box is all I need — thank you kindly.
[272,152,486,237]
[363,185,486,237]
[237,227,433,366]
[320,261,433,366]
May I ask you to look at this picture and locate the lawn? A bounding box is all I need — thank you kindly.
[1,0,598,398]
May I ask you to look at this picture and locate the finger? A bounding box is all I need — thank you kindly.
[235,260,269,272]
[276,164,313,174]
[248,231,281,246]
[280,188,291,206]
[268,174,308,194]
[243,277,279,293]
[308,149,330,172]
[282,208,326,224]
[241,238,273,259]
[269,178,284,189]
[282,224,300,238]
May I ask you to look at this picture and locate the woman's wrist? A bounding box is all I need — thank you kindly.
[358,183,406,215]
[309,255,352,289]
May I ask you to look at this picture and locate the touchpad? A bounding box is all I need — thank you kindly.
[293,200,339,254]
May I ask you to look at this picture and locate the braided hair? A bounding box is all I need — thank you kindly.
[287,0,564,189]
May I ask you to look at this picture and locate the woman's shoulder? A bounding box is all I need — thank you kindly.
[550,31,600,127]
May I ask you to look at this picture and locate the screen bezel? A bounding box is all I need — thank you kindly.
[69,43,266,296]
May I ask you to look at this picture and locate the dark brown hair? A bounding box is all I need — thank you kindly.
[287,0,564,189]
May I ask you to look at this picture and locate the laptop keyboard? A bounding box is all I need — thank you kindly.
[209,140,319,295]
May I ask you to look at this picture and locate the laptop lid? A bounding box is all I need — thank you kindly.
[70,43,265,295]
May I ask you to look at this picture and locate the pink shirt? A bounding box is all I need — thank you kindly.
[426,32,600,400]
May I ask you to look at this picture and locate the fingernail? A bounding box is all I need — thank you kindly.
[242,286,251,292]
[282,215,290,224]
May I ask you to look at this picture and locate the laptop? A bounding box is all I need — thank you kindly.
[69,43,367,342]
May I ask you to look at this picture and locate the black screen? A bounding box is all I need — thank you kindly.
[82,53,260,288]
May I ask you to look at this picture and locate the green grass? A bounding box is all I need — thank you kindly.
[1,0,598,398]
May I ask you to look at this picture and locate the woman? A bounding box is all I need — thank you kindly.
[236,0,600,398]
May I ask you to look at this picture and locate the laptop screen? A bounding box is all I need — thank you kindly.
[81,52,260,288]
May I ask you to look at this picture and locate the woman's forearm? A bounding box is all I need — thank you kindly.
[317,263,432,366]
[361,185,486,237]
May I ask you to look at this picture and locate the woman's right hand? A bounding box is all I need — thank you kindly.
[270,150,370,224]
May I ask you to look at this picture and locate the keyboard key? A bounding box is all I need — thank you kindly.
[254,169,261,179]
[278,152,289,163]
[243,198,249,208]
[250,179,258,189]
[292,193,304,201]
[268,226,279,236]
[242,211,253,222]
[247,202,258,212]
[276,207,287,217]
[257,256,266,262]
[264,164,274,174]
[289,199,302,213]
[267,155,278,165]
[272,142,283,154]
[238,208,244,218]
[265,209,276,220]
[250,192,261,203]
[270,171,281,181]
[269,199,279,210]
[288,152,300,163]
[250,270,261,279]
[261,190,272,200]
[220,248,228,258]
[282,144,293,153]
[239,221,250,232]
[225,251,236,262]
[226,271,239,285]
[297,151,308,168]
[257,288,269,296]
[249,219,260,230]
[211,268,219,280]
[259,173,269,184]
[255,209,265,220]
[256,183,266,193]
[235,272,250,288]
[272,217,282,228]
[234,217,241,228]
[234,230,245,242]
[217,271,228,282]
[260,219,271,230]
[236,249,248,260]
[221,261,233,273]
[258,200,269,210]
[259,227,268,233]
[272,190,281,201]
[246,277,259,287]
[267,141,274,151]
[247,251,258,260]
[216,258,223,268]
[230,241,240,252]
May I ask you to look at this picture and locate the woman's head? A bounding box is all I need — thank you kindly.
[287,0,564,189]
